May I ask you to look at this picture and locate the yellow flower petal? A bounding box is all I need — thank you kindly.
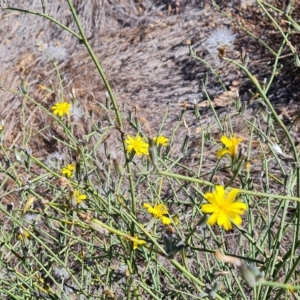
[217,148,230,158]
[226,188,240,204]
[220,136,232,148]
[215,185,225,204]
[230,214,243,226]
[207,212,219,226]
[201,203,217,214]
[161,216,171,225]
[217,212,232,231]
[155,204,168,215]
[143,203,153,213]
[230,201,247,213]
[204,192,218,205]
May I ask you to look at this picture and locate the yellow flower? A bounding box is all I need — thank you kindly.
[74,190,87,204]
[51,101,71,117]
[61,164,75,178]
[133,234,146,250]
[143,203,171,225]
[17,230,30,240]
[153,135,168,147]
[201,185,247,231]
[125,135,149,156]
[217,135,243,158]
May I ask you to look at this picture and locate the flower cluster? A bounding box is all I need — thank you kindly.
[125,134,169,157]
[201,185,247,231]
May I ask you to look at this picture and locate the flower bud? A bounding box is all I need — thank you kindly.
[111,151,124,175]
[89,219,109,236]
[240,264,265,287]
[149,138,158,170]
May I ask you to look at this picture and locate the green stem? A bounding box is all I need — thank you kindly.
[257,280,300,291]
[223,57,298,163]
[6,7,81,40]
[64,0,123,130]
[171,259,225,300]
[154,170,300,202]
